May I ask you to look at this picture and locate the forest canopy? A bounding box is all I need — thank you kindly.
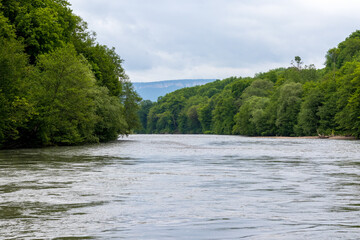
[0,0,141,148]
[137,31,360,138]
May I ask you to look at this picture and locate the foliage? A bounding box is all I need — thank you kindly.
[76,42,127,96]
[29,46,100,145]
[120,81,142,133]
[296,87,323,136]
[139,31,360,138]
[325,30,360,71]
[1,0,79,62]
[93,87,128,142]
[0,0,140,148]
[212,90,236,134]
[137,100,154,133]
[233,96,270,136]
[0,38,33,147]
[334,62,360,137]
[275,82,303,136]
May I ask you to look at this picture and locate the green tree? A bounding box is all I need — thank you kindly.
[163,94,186,132]
[0,0,141,148]
[233,96,270,136]
[137,100,154,133]
[29,45,100,145]
[0,8,15,39]
[147,105,161,133]
[296,87,323,136]
[186,105,202,133]
[137,31,360,138]
[255,68,285,83]
[335,62,360,137]
[93,87,127,142]
[292,56,303,69]
[1,0,80,61]
[229,77,252,99]
[275,82,303,136]
[212,90,236,134]
[241,79,273,100]
[77,43,127,96]
[198,101,213,133]
[0,37,34,147]
[317,77,338,135]
[325,30,360,71]
[121,81,142,134]
[156,111,173,133]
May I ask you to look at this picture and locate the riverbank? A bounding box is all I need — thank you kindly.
[254,135,357,140]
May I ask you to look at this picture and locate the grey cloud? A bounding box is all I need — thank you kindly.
[69,0,360,82]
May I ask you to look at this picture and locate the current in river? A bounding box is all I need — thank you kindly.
[1,134,360,239]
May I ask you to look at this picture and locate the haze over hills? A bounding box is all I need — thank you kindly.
[133,79,216,101]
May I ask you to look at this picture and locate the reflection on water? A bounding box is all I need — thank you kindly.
[1,134,360,239]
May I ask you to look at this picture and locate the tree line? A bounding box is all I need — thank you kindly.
[137,31,360,138]
[0,0,141,148]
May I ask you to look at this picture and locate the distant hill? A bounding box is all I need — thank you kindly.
[133,79,216,101]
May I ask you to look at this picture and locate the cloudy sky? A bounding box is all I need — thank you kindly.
[69,0,360,82]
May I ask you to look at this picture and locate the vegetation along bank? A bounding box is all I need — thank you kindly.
[2,1,360,149]
[0,0,141,148]
[137,31,360,138]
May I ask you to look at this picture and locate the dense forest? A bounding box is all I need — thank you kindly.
[138,31,360,138]
[0,0,141,148]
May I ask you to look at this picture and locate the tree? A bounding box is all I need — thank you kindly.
[156,111,172,133]
[334,62,360,137]
[232,79,274,136]
[241,79,273,100]
[296,87,323,136]
[275,82,303,136]
[1,0,80,62]
[0,8,15,39]
[325,30,360,71]
[77,43,127,96]
[186,105,202,133]
[121,81,142,134]
[29,45,100,145]
[292,56,303,69]
[233,96,270,136]
[0,37,34,147]
[93,87,127,142]
[317,77,338,135]
[0,0,141,148]
[212,90,236,134]
[198,101,213,133]
[137,31,360,138]
[137,100,154,133]
[146,105,160,133]
[163,94,186,132]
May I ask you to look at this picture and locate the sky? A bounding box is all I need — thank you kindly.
[69,0,360,82]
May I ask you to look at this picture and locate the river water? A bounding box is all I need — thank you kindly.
[0,134,360,239]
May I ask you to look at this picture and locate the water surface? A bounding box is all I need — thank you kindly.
[1,134,360,239]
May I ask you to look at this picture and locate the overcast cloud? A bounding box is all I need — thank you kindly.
[69,0,360,82]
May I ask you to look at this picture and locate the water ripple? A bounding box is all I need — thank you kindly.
[0,134,360,239]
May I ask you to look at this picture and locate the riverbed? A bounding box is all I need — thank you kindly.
[1,134,360,239]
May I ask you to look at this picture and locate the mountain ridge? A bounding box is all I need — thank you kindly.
[133,79,216,101]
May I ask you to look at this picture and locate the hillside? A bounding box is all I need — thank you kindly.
[137,31,360,138]
[133,79,216,101]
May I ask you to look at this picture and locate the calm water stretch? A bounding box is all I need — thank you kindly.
[1,134,360,239]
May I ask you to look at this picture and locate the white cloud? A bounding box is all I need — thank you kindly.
[69,0,360,82]
[127,61,287,82]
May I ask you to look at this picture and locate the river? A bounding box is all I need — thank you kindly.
[0,134,360,239]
